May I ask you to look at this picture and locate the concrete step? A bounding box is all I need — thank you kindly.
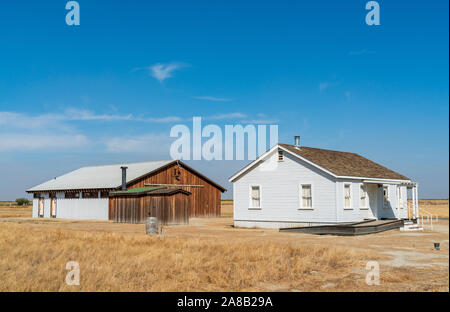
[401,224,424,231]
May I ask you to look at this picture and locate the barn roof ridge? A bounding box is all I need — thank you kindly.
[27,159,227,193]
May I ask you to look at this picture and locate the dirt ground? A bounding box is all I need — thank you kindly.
[0,204,448,292]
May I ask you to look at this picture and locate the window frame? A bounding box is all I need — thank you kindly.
[100,191,110,199]
[344,183,352,210]
[360,184,369,209]
[64,192,80,199]
[383,186,389,208]
[397,186,403,209]
[82,191,99,199]
[248,185,262,209]
[299,183,314,210]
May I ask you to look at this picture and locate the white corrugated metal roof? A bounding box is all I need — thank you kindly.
[27,160,175,192]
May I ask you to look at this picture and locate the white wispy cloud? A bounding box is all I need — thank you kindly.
[0,109,185,129]
[319,81,341,92]
[105,133,171,154]
[319,82,330,91]
[1,109,276,154]
[241,113,278,124]
[193,96,232,102]
[65,108,134,121]
[1,109,267,127]
[150,62,186,83]
[0,111,72,131]
[144,116,184,123]
[0,133,89,151]
[205,112,247,120]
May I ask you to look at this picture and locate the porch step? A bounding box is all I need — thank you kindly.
[400,223,424,231]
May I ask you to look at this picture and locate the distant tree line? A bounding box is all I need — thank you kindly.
[15,198,31,206]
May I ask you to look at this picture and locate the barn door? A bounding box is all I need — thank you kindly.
[38,198,44,217]
[50,197,57,218]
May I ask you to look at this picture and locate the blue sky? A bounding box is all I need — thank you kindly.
[0,0,448,199]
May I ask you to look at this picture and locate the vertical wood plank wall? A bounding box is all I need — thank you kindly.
[127,163,222,217]
[110,193,190,225]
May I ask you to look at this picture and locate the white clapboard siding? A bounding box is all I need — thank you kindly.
[32,198,38,218]
[336,180,365,223]
[56,198,109,220]
[233,149,337,227]
[232,147,412,228]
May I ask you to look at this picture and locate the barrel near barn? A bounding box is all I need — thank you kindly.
[109,187,191,225]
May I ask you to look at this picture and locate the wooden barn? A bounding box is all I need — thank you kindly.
[109,187,191,225]
[27,160,226,222]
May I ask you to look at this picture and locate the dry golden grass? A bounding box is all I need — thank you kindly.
[0,222,379,292]
[416,199,449,218]
[0,204,447,292]
[0,207,32,218]
[220,200,233,218]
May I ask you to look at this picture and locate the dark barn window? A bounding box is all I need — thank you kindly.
[82,191,99,199]
[65,192,80,199]
[100,191,110,198]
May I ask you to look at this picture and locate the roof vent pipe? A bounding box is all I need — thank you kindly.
[294,136,300,149]
[120,166,128,191]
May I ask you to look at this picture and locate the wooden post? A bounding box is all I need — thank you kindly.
[415,184,419,221]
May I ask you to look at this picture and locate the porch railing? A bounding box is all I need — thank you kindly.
[407,200,438,230]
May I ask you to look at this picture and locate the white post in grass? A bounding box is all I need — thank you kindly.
[415,184,419,223]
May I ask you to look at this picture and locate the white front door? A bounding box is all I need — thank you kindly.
[367,184,379,219]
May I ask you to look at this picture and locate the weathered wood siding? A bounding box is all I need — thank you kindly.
[110,193,190,225]
[127,163,222,217]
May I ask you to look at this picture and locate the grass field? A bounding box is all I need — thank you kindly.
[415,199,449,218]
[0,201,448,292]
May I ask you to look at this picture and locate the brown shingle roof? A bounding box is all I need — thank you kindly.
[280,144,409,180]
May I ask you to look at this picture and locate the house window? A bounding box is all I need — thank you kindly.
[250,186,261,208]
[100,191,110,198]
[278,150,284,161]
[383,186,389,207]
[82,191,98,199]
[301,184,312,208]
[65,192,80,199]
[398,186,403,209]
[360,185,368,208]
[344,184,351,208]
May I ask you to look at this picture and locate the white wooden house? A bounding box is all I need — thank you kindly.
[229,137,419,229]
